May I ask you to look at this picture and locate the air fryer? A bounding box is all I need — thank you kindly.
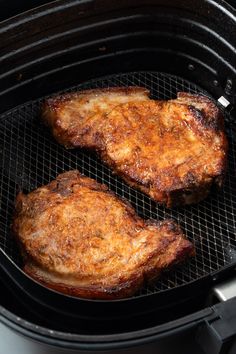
[0,1,236,354]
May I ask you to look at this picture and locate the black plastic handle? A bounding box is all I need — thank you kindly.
[196,297,236,354]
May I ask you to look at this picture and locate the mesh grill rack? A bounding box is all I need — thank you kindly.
[0,71,236,297]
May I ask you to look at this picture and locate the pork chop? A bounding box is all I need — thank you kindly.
[12,170,194,299]
[42,88,228,207]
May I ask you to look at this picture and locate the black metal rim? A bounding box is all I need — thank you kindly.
[0,304,212,349]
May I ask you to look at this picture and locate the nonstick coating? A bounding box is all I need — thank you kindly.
[0,71,236,299]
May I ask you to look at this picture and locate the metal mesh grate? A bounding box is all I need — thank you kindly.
[0,71,236,296]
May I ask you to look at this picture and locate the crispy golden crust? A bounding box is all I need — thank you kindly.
[12,171,194,300]
[42,87,228,207]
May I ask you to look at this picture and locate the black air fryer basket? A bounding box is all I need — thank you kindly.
[0,1,236,353]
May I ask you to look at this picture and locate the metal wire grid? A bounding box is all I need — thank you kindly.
[0,71,235,296]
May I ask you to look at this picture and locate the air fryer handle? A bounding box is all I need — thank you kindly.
[196,297,236,354]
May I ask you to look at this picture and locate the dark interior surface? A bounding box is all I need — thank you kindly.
[0,0,236,341]
[0,0,55,22]
[0,0,236,114]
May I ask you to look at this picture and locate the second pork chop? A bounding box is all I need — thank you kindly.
[42,87,228,207]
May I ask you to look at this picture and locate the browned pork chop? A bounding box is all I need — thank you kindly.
[42,87,228,208]
[12,170,194,299]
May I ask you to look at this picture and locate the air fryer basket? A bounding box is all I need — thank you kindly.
[0,70,236,300]
[0,0,236,330]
